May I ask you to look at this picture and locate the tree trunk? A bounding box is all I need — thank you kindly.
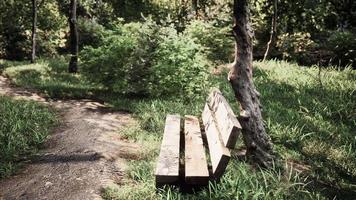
[68,0,78,73]
[31,0,37,63]
[263,0,277,61]
[229,0,274,168]
[192,0,198,18]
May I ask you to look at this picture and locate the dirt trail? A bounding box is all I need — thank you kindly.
[0,76,139,200]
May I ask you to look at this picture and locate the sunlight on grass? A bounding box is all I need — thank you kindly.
[3,58,101,99]
[0,96,57,178]
[102,60,355,199]
[2,59,355,199]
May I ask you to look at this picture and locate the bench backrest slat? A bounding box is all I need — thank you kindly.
[155,114,181,185]
[202,104,230,179]
[207,89,241,148]
[184,115,209,185]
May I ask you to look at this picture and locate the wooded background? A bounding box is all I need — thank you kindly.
[1,0,355,68]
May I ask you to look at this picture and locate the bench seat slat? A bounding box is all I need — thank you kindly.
[184,115,209,185]
[202,104,230,179]
[155,114,181,185]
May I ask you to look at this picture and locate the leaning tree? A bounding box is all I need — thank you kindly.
[228,0,275,167]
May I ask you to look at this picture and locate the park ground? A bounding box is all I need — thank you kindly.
[0,58,355,199]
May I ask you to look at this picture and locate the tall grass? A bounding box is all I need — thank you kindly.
[0,96,57,178]
[103,60,355,199]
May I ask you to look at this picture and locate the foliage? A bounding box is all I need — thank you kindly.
[327,31,356,68]
[254,60,356,193]
[0,0,32,60]
[101,60,356,200]
[103,98,311,200]
[184,20,234,64]
[0,96,56,178]
[0,0,355,67]
[81,19,211,99]
[103,161,313,200]
[80,19,159,96]
[150,28,211,98]
[0,0,66,60]
[36,1,67,57]
[2,58,99,99]
[3,58,356,198]
[103,61,356,199]
[277,32,317,65]
[77,17,106,49]
[0,0,355,198]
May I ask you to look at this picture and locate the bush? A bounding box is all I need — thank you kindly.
[77,17,107,49]
[184,20,234,64]
[150,30,211,98]
[36,29,65,57]
[36,1,67,57]
[81,19,158,96]
[327,31,356,68]
[81,19,211,99]
[277,32,317,65]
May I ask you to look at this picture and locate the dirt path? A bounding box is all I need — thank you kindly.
[0,76,139,200]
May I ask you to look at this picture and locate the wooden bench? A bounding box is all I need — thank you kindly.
[155,89,242,186]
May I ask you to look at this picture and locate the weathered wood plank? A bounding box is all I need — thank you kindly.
[207,89,241,148]
[184,115,209,185]
[155,114,181,185]
[202,104,230,179]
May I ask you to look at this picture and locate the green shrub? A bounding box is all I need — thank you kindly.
[77,17,107,49]
[81,19,159,96]
[150,29,211,98]
[327,31,356,68]
[36,2,67,57]
[277,32,317,65]
[184,20,234,64]
[81,19,211,99]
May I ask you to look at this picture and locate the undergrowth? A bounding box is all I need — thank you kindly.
[0,96,57,178]
[2,59,355,199]
[2,57,101,99]
[103,60,355,200]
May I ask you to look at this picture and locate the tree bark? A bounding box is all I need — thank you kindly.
[263,0,277,61]
[31,0,37,63]
[68,0,78,73]
[192,0,198,18]
[229,0,274,168]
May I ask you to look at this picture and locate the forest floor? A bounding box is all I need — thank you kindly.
[0,75,139,200]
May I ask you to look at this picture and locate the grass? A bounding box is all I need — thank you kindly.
[1,57,102,99]
[2,59,355,199]
[0,96,57,178]
[104,60,355,200]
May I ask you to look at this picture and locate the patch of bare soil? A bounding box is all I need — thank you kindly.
[0,76,139,200]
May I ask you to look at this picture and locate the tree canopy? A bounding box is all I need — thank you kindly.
[0,0,355,68]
